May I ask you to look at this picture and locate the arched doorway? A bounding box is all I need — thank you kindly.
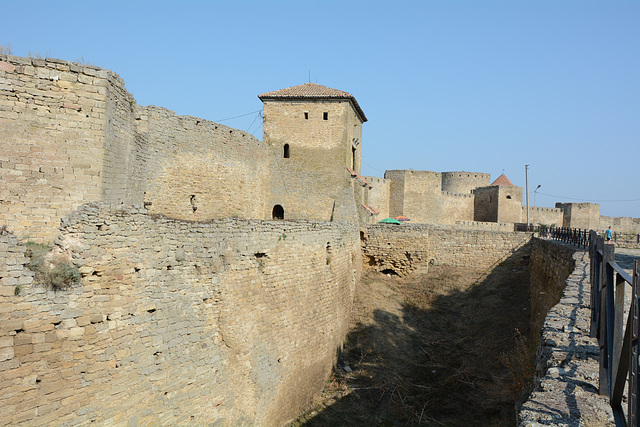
[272,205,284,220]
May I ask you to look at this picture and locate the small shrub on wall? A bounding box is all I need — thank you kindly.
[25,241,80,291]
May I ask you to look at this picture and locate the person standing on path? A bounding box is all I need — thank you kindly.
[606,226,613,243]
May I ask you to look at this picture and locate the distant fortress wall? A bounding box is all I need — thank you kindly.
[524,206,564,227]
[599,215,640,234]
[363,176,390,219]
[441,171,490,194]
[556,202,600,230]
[441,191,474,224]
[386,170,443,224]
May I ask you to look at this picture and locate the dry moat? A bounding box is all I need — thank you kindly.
[293,255,532,426]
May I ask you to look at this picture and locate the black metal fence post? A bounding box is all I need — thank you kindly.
[630,261,640,426]
[584,232,640,423]
[599,243,615,396]
[589,231,599,338]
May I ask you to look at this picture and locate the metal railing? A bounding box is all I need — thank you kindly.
[546,226,591,248]
[589,230,640,426]
[515,224,591,248]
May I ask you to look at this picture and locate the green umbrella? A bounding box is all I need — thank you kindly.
[379,218,402,224]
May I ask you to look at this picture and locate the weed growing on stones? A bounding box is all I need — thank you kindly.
[25,241,80,291]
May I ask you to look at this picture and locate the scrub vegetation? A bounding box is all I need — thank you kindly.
[293,255,533,426]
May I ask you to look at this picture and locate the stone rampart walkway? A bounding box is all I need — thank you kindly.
[519,249,615,426]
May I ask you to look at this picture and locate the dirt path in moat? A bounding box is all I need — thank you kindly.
[292,258,532,426]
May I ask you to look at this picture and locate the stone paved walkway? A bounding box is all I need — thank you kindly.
[519,249,615,426]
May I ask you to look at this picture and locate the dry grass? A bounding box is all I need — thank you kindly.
[25,241,80,291]
[294,258,532,426]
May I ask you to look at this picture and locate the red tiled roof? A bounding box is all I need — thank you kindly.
[347,168,373,188]
[362,205,380,215]
[259,82,367,122]
[491,173,514,186]
[356,175,372,188]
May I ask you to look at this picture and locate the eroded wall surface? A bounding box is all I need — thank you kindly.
[0,204,360,426]
[362,224,532,276]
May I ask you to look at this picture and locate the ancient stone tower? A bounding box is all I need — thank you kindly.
[259,83,368,222]
[474,173,523,223]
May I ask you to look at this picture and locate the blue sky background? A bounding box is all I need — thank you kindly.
[2,1,638,218]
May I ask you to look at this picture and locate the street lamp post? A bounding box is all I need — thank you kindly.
[525,165,530,227]
[534,185,541,208]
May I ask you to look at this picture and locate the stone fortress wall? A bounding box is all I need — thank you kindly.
[441,171,490,193]
[525,206,564,227]
[139,106,272,222]
[556,202,601,231]
[381,169,521,227]
[1,52,638,425]
[0,204,360,425]
[0,55,367,243]
[0,55,265,241]
[1,53,636,240]
[599,215,640,234]
[362,223,533,277]
[362,176,389,219]
[371,166,637,234]
[0,56,117,241]
[0,54,365,425]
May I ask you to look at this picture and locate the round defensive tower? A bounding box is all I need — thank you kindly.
[441,171,491,194]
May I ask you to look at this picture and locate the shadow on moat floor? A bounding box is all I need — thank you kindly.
[293,246,533,426]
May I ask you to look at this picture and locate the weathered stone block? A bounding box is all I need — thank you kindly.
[0,346,14,361]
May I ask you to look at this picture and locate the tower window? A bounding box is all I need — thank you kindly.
[352,146,356,170]
[323,112,328,120]
[283,144,290,158]
[304,112,308,120]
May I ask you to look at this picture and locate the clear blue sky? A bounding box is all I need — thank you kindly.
[2,1,638,218]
